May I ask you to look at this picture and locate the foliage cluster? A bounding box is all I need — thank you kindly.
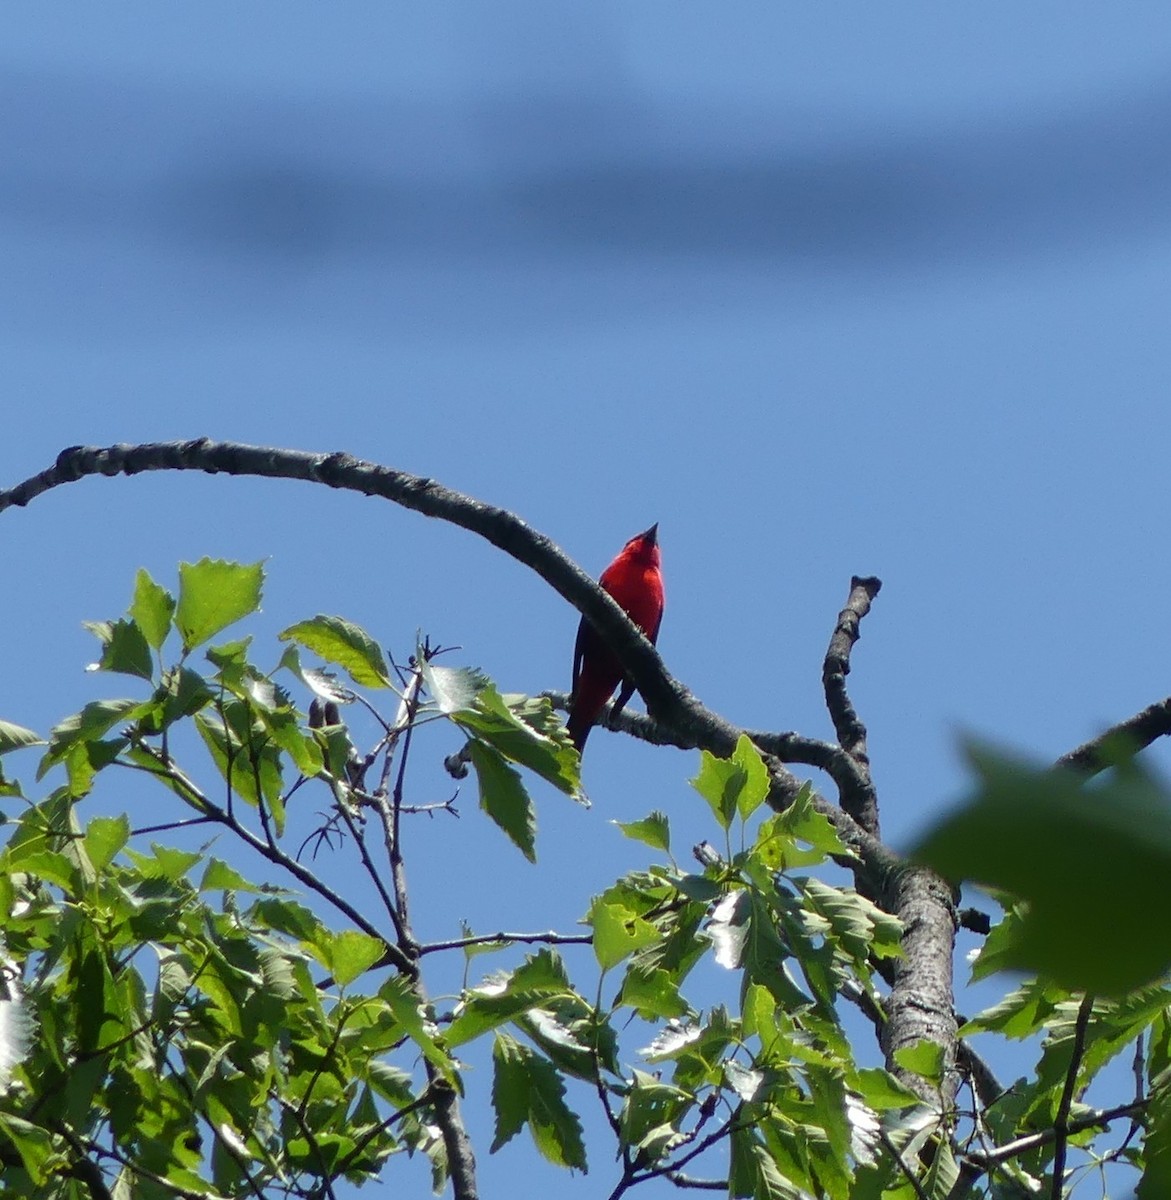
[0,559,1170,1198]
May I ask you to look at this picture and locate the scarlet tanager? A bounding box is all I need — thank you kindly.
[568,523,665,754]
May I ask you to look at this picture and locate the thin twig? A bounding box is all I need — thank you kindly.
[120,738,415,975]
[418,930,592,956]
[274,1094,339,1200]
[1051,993,1095,1200]
[961,1098,1146,1173]
[879,1127,933,1200]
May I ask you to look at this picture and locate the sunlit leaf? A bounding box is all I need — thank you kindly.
[589,898,659,971]
[131,567,175,651]
[613,811,670,855]
[176,559,264,652]
[279,614,390,688]
[84,618,153,680]
[708,889,750,969]
[0,720,44,756]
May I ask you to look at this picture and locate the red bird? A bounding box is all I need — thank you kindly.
[568,523,665,754]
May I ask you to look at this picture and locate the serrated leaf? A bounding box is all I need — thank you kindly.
[742,982,779,1051]
[691,751,746,831]
[776,783,849,859]
[491,1033,530,1151]
[84,618,153,680]
[490,1033,586,1170]
[380,977,456,1083]
[613,811,670,855]
[724,1059,766,1102]
[469,739,536,862]
[278,615,390,688]
[845,1091,881,1167]
[176,559,264,652]
[125,843,202,882]
[619,1070,693,1156]
[449,950,573,1047]
[328,931,385,987]
[40,699,139,776]
[732,733,771,819]
[589,899,659,971]
[617,965,687,1020]
[854,1067,920,1110]
[802,877,903,963]
[639,1020,702,1062]
[84,814,130,871]
[0,720,44,756]
[423,662,489,714]
[131,568,175,650]
[0,1114,55,1185]
[200,858,263,894]
[439,668,581,800]
[1139,1079,1171,1199]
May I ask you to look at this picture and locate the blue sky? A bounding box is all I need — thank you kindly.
[4,5,1171,1196]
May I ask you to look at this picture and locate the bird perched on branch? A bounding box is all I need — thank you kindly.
[568,523,665,754]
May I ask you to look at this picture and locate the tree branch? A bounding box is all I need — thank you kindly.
[2,442,945,1096]
[822,575,882,834]
[542,690,871,805]
[1056,696,1171,776]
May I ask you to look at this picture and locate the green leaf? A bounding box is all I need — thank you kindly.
[691,750,746,831]
[775,784,849,860]
[431,663,581,800]
[491,1032,530,1151]
[327,931,386,987]
[125,843,203,882]
[83,617,153,679]
[0,1114,55,1185]
[617,965,687,1020]
[448,950,572,1048]
[176,558,264,652]
[801,878,903,965]
[278,614,390,688]
[379,976,456,1084]
[0,719,44,756]
[491,1033,586,1170]
[424,661,491,714]
[84,814,130,871]
[194,707,284,823]
[893,1039,945,1083]
[200,858,264,894]
[1140,1078,1171,1199]
[469,739,537,862]
[132,567,176,650]
[853,1067,920,1111]
[40,698,139,776]
[618,1069,693,1158]
[613,811,670,855]
[913,744,1171,993]
[589,898,659,971]
[732,733,771,820]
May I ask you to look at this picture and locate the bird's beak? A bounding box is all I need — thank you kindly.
[641,523,659,546]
